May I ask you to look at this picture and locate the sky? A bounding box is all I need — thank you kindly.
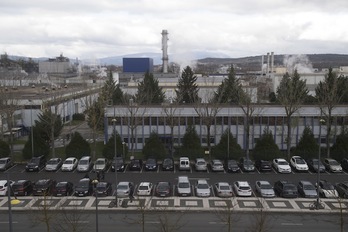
[1,0,348,61]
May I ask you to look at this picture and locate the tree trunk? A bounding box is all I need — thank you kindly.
[287,116,292,160]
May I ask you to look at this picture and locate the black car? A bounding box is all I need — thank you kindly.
[12,180,33,196]
[55,181,74,196]
[111,157,125,172]
[162,158,174,171]
[341,158,348,172]
[95,182,112,196]
[225,160,240,173]
[336,182,348,198]
[255,160,272,172]
[33,179,56,196]
[25,155,46,172]
[307,158,325,173]
[155,182,171,197]
[274,180,298,198]
[145,158,158,171]
[74,178,93,197]
[239,157,255,172]
[129,159,143,171]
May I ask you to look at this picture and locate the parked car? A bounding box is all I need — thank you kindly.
[162,158,174,171]
[155,182,171,197]
[117,181,134,198]
[61,157,78,172]
[214,182,233,198]
[195,179,211,197]
[179,157,190,171]
[93,158,109,172]
[177,176,192,196]
[25,155,46,172]
[255,160,272,172]
[335,182,348,198]
[0,157,13,171]
[33,179,56,196]
[323,158,343,173]
[307,158,325,173]
[239,157,255,172]
[145,158,158,171]
[74,178,93,197]
[45,158,63,172]
[255,180,275,198]
[272,158,291,173]
[111,157,125,172]
[233,181,252,197]
[0,180,14,196]
[95,182,112,196]
[77,156,93,172]
[55,181,74,196]
[318,180,338,198]
[137,182,153,196]
[12,180,33,196]
[129,159,143,171]
[290,156,309,172]
[297,180,318,198]
[274,180,298,198]
[211,159,224,172]
[341,158,348,172]
[225,160,240,173]
[195,158,207,172]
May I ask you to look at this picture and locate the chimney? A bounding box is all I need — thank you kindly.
[161,30,169,73]
[271,52,274,73]
[266,52,270,74]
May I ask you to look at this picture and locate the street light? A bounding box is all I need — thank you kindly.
[112,118,118,207]
[29,100,34,158]
[315,116,325,210]
[122,142,125,159]
[91,179,99,232]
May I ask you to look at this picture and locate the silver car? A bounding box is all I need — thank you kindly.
[195,158,207,172]
[45,158,62,172]
[214,182,233,198]
[77,156,93,172]
[0,157,13,171]
[117,181,134,198]
[195,179,211,197]
[211,159,224,172]
[93,158,108,172]
[255,180,275,198]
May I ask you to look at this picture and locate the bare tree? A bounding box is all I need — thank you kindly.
[32,194,57,232]
[214,198,240,232]
[162,103,181,158]
[246,198,273,232]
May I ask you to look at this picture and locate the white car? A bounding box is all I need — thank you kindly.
[137,182,153,196]
[255,180,275,198]
[61,157,78,172]
[93,158,109,172]
[318,180,339,198]
[272,158,291,173]
[0,180,14,196]
[233,181,252,197]
[195,179,211,197]
[290,156,309,172]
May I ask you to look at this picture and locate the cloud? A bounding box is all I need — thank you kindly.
[0,0,348,60]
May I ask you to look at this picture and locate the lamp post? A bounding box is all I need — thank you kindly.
[92,179,99,232]
[122,142,125,159]
[315,116,325,209]
[29,100,34,158]
[112,118,118,207]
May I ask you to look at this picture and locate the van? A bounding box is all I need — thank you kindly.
[177,176,191,196]
[179,157,190,171]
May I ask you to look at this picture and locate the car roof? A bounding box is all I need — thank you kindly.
[80,156,91,160]
[236,181,249,186]
[139,182,151,186]
[0,157,10,160]
[118,181,130,185]
[257,180,270,185]
[300,180,313,185]
[197,179,208,184]
[65,157,76,161]
[217,182,229,186]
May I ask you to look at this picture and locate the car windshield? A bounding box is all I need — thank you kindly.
[260,184,272,189]
[240,186,250,190]
[278,161,288,165]
[56,182,67,188]
[31,158,40,164]
[197,184,209,189]
[244,160,253,165]
[157,183,169,190]
[304,184,315,190]
[322,183,335,190]
[197,161,205,165]
[96,160,105,165]
[178,183,190,188]
[220,185,230,190]
[163,159,172,165]
[79,160,88,165]
[47,159,58,164]
[139,186,149,190]
[295,158,305,164]
[284,185,295,190]
[229,160,237,165]
[78,181,90,187]
[117,185,128,190]
[214,162,222,166]
[329,160,339,165]
[65,160,73,164]
[0,160,6,164]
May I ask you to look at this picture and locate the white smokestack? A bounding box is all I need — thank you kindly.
[271,52,274,73]
[161,30,169,73]
[266,52,270,74]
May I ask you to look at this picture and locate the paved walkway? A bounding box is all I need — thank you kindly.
[1,196,347,213]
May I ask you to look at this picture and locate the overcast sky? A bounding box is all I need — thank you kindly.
[1,0,348,61]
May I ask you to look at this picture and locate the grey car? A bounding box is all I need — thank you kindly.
[214,182,233,198]
[117,181,134,198]
[211,159,224,172]
[297,180,318,198]
[255,180,275,198]
[0,157,13,171]
[195,158,207,172]
[45,158,62,172]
